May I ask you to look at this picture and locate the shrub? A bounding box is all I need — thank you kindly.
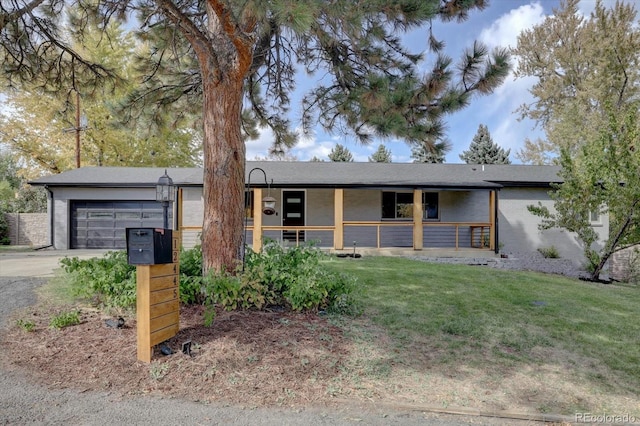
[60,251,136,309]
[0,208,10,245]
[538,246,560,259]
[179,245,205,304]
[201,241,358,324]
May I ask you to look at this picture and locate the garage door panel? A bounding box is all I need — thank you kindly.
[71,201,172,249]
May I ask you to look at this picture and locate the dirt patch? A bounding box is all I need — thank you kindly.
[1,305,354,407]
[2,303,638,419]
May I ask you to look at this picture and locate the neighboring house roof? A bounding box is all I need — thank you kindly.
[29,162,562,190]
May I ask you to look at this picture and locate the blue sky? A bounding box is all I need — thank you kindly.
[246,0,626,164]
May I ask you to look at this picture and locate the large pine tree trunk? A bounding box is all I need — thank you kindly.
[200,76,246,274]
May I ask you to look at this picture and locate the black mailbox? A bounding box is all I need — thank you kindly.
[126,228,173,265]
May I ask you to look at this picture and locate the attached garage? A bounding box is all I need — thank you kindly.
[71,201,171,249]
[29,167,200,250]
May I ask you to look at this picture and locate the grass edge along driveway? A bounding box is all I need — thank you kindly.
[324,256,640,416]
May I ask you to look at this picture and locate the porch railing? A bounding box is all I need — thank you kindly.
[180,221,492,250]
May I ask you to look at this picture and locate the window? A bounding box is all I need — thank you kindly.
[381,192,439,220]
[423,192,439,219]
[245,191,254,219]
[590,210,601,225]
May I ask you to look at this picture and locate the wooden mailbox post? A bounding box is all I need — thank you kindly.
[136,231,181,362]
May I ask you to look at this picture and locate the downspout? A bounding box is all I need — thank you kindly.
[494,189,500,254]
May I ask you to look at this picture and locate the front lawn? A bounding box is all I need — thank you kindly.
[325,256,640,415]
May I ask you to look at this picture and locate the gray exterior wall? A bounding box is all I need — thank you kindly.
[498,187,608,264]
[47,184,609,267]
[181,187,204,249]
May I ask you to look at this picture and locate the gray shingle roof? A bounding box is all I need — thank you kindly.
[29,162,562,189]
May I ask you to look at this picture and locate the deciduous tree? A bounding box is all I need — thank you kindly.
[528,106,640,281]
[513,0,640,164]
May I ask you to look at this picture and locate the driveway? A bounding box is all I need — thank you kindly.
[0,248,108,278]
[0,248,537,425]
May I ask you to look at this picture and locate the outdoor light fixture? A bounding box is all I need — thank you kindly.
[243,167,276,270]
[156,170,175,229]
[262,194,276,216]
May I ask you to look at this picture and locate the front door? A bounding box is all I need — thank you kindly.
[282,190,305,242]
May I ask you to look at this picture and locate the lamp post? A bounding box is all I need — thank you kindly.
[243,167,276,270]
[156,170,175,229]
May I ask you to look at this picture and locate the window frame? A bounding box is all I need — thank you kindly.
[381,191,440,220]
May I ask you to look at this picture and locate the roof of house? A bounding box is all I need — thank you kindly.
[29,161,562,190]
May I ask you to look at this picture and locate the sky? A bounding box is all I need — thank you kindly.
[245,0,626,164]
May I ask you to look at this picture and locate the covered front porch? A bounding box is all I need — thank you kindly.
[177,186,499,256]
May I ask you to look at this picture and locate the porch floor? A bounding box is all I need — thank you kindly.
[330,247,498,259]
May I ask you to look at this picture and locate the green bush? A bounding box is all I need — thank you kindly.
[60,251,137,309]
[179,245,205,304]
[0,207,10,245]
[202,241,358,323]
[538,246,560,259]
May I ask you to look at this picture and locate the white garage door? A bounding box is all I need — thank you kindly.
[71,201,172,249]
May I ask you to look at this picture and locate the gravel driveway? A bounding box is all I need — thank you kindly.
[0,251,545,425]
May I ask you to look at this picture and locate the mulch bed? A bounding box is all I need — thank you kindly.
[1,304,352,407]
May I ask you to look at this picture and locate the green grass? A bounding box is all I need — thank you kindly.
[324,256,640,394]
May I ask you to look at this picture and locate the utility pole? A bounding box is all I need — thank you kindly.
[63,91,88,168]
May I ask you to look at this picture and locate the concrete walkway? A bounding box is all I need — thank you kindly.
[0,248,109,277]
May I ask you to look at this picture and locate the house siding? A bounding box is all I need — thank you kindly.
[498,187,608,263]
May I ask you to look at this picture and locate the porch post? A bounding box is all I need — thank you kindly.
[253,188,263,252]
[177,187,183,231]
[413,189,423,250]
[334,188,344,250]
[489,190,496,251]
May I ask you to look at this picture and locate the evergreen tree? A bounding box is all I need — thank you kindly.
[368,144,392,162]
[1,1,511,273]
[328,144,354,162]
[411,140,451,163]
[459,124,511,164]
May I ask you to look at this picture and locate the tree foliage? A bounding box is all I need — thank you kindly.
[1,0,512,273]
[328,144,354,162]
[459,124,510,164]
[513,0,640,164]
[368,144,392,163]
[0,20,201,176]
[528,106,640,281]
[0,151,47,213]
[410,139,451,163]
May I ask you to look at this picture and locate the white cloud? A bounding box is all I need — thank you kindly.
[245,127,273,160]
[479,2,546,50]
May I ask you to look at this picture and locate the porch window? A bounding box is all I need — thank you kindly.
[382,191,439,220]
[245,191,254,219]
